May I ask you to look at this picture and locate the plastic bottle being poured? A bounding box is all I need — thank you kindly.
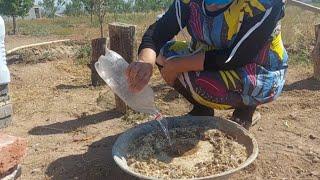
[95,49,172,146]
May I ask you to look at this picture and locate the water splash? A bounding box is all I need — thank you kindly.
[153,112,173,146]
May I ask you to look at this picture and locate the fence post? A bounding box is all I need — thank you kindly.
[313,24,320,80]
[91,38,107,86]
[108,22,136,114]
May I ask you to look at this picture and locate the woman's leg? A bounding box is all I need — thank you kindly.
[156,54,214,116]
[158,41,261,127]
[173,79,214,116]
[175,69,260,128]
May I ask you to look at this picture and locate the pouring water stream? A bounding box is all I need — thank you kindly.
[153,111,173,146]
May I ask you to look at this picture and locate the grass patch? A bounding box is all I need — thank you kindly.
[5,13,159,39]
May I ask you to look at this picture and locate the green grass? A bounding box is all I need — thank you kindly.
[5,12,159,38]
[6,18,79,36]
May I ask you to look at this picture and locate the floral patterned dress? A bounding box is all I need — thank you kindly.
[139,0,288,109]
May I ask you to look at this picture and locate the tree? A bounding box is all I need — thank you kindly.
[133,0,171,12]
[40,0,65,18]
[65,0,84,16]
[0,0,34,35]
[94,0,108,38]
[81,0,94,24]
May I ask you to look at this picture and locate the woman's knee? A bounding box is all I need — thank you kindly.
[159,41,189,59]
[156,54,166,67]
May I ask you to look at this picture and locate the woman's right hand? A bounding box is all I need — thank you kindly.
[125,61,153,93]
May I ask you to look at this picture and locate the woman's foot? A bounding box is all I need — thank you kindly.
[230,107,261,130]
[187,105,214,116]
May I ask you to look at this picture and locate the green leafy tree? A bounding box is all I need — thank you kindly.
[101,0,133,13]
[133,0,171,12]
[81,0,94,23]
[0,0,34,35]
[40,0,65,18]
[65,0,84,16]
[94,0,108,38]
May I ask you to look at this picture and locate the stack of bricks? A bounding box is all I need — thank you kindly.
[0,134,26,180]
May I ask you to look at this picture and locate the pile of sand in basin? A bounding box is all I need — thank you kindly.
[127,126,248,179]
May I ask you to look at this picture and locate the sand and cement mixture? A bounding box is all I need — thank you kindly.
[127,126,248,179]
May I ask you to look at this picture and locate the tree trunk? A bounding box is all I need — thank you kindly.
[12,16,16,35]
[108,22,136,114]
[90,12,93,25]
[91,38,107,86]
[313,24,320,80]
[100,22,104,38]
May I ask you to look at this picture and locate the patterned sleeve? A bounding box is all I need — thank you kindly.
[203,1,285,71]
[138,0,190,56]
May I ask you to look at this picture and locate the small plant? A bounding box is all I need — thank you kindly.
[77,44,91,59]
[75,44,92,65]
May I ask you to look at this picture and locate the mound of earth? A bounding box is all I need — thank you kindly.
[6,41,89,65]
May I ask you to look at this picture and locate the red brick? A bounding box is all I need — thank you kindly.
[0,134,27,175]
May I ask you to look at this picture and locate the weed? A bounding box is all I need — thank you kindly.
[75,43,92,66]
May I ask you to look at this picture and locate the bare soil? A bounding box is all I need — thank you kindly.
[1,40,320,179]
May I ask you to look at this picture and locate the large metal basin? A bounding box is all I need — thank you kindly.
[112,116,259,180]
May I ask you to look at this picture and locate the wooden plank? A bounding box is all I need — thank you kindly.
[6,39,71,55]
[287,0,320,14]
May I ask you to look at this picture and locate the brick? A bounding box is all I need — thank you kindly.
[0,134,27,175]
[0,104,12,119]
[0,116,12,129]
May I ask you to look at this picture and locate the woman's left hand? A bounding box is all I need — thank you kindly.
[160,60,179,86]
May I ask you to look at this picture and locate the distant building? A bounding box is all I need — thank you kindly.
[27,5,43,19]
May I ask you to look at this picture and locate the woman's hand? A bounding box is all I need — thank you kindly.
[161,60,179,86]
[126,61,153,93]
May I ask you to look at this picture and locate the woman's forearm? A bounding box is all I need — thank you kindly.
[169,53,205,73]
[138,48,157,65]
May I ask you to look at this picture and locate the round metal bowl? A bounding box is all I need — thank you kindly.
[112,116,259,180]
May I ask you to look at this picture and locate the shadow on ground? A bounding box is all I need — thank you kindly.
[284,77,320,91]
[152,84,180,102]
[46,134,137,180]
[28,109,122,135]
[56,84,90,90]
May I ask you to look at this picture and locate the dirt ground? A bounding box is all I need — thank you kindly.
[1,39,320,180]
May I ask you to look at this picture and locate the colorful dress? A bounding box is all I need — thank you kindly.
[139,0,288,110]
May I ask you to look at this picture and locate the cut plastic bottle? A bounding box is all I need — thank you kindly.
[95,49,158,115]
